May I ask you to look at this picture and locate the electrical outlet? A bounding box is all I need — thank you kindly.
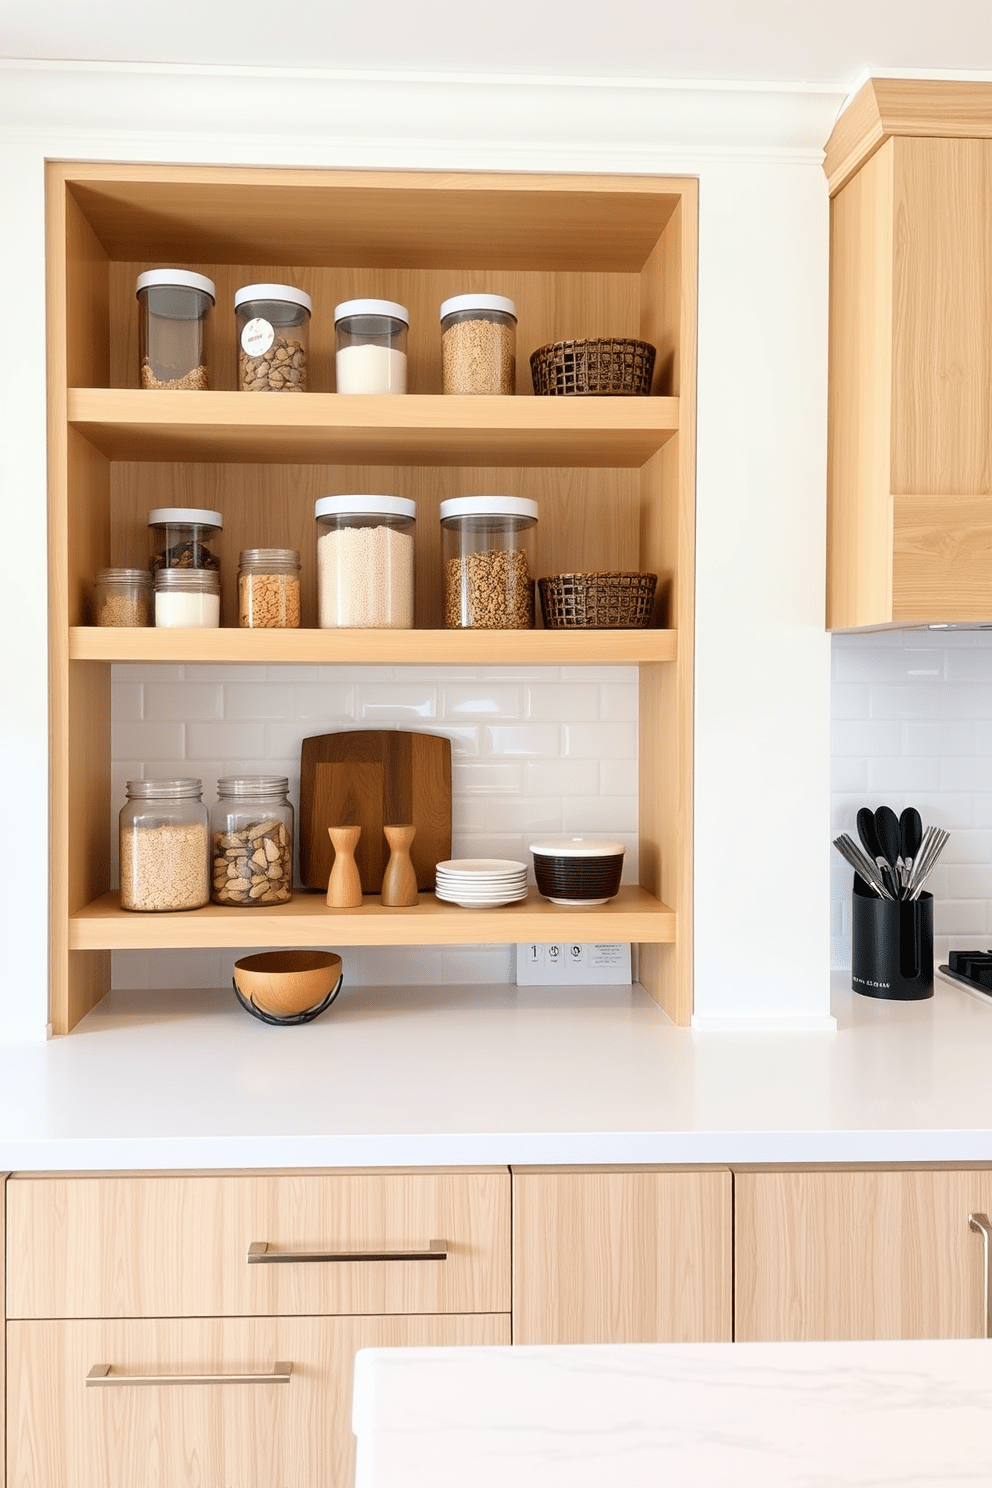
[515,942,631,985]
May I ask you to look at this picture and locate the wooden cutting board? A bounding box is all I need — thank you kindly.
[299,730,452,893]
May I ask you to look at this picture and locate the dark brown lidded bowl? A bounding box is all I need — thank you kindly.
[529,837,626,906]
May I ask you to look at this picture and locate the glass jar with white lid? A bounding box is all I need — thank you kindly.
[136,269,215,390]
[440,495,537,629]
[315,495,416,628]
[334,300,408,393]
[440,293,517,394]
[235,282,311,392]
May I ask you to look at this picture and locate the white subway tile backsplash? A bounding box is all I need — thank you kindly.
[867,757,942,791]
[144,682,223,721]
[186,721,267,759]
[525,684,598,720]
[485,797,562,833]
[529,759,600,796]
[290,683,357,718]
[939,757,992,791]
[831,719,903,756]
[359,685,437,720]
[485,724,561,757]
[113,663,183,683]
[444,684,523,718]
[869,684,943,719]
[111,682,144,721]
[453,761,524,794]
[905,721,977,756]
[946,650,992,682]
[562,721,637,760]
[224,682,294,719]
[112,720,185,760]
[976,796,992,827]
[832,758,869,793]
[599,682,639,721]
[562,796,638,833]
[947,864,992,897]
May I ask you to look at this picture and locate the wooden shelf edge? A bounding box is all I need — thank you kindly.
[69,888,676,951]
[68,627,678,665]
[824,77,992,195]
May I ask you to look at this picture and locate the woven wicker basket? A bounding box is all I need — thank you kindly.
[530,338,656,396]
[539,572,658,629]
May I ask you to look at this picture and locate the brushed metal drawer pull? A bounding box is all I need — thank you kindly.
[247,1237,447,1264]
[86,1362,293,1388]
[970,1212,992,1339]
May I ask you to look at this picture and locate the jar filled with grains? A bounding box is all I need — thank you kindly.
[211,776,294,907]
[238,549,301,628]
[154,567,221,628]
[315,495,416,628]
[92,568,153,627]
[148,507,223,574]
[440,294,517,394]
[235,283,311,392]
[334,299,408,394]
[440,496,537,630]
[119,779,209,912]
[136,269,215,390]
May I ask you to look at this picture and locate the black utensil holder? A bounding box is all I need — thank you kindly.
[851,875,933,1001]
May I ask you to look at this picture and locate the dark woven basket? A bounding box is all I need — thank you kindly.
[530,338,656,396]
[539,572,657,629]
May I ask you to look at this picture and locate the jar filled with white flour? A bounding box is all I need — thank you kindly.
[154,567,221,627]
[334,300,408,394]
[315,495,415,628]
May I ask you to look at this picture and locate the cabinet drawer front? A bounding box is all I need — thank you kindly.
[7,1170,510,1318]
[7,1312,509,1488]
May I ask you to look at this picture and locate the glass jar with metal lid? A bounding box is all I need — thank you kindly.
[440,294,517,394]
[238,549,301,628]
[211,776,294,906]
[235,283,311,392]
[334,299,408,393]
[154,568,221,628]
[92,568,153,627]
[136,268,215,390]
[440,495,537,629]
[119,779,209,912]
[315,495,416,628]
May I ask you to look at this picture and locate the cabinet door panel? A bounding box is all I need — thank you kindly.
[511,1166,732,1344]
[7,1170,509,1319]
[735,1168,992,1341]
[7,1312,509,1488]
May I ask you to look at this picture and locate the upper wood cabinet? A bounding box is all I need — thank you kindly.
[824,80,992,630]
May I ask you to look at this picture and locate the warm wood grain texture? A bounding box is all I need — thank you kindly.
[826,140,895,631]
[68,885,676,951]
[325,826,363,907]
[380,824,419,907]
[824,77,992,196]
[892,493,992,621]
[735,1168,992,1341]
[7,1311,508,1488]
[510,1167,732,1345]
[299,731,451,893]
[7,1170,510,1319]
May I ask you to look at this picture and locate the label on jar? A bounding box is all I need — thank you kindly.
[241,317,275,357]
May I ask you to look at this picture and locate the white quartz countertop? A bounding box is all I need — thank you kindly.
[351,1338,992,1487]
[3,972,992,1169]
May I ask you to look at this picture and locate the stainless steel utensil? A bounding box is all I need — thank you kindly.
[875,805,902,894]
[900,806,923,889]
[906,826,949,900]
[833,834,895,899]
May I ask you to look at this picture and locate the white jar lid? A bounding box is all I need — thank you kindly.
[334,298,409,325]
[148,508,223,528]
[440,293,517,320]
[136,268,216,301]
[440,496,538,521]
[530,837,626,857]
[234,282,312,314]
[315,495,416,519]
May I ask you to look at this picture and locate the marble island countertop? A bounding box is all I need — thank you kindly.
[3,971,992,1169]
[351,1337,992,1487]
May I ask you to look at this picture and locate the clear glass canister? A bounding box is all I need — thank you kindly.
[315,495,416,628]
[238,548,301,628]
[440,293,517,394]
[154,568,221,628]
[119,779,209,912]
[334,299,408,393]
[211,776,294,907]
[235,283,311,392]
[136,269,215,390]
[92,567,153,627]
[441,496,537,629]
[148,507,223,573]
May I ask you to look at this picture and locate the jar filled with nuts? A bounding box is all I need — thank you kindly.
[440,294,516,394]
[136,269,215,390]
[235,283,311,392]
[238,549,301,628]
[119,779,209,913]
[440,496,537,630]
[211,777,294,907]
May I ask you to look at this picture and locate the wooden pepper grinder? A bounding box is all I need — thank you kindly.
[326,825,363,908]
[380,823,418,907]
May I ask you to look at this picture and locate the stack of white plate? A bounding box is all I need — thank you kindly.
[434,858,529,909]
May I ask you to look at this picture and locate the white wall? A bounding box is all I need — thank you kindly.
[0,62,843,1037]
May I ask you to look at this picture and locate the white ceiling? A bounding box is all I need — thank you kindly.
[3,0,992,85]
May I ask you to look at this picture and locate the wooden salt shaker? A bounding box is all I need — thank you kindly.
[380,823,418,907]
[326,825,363,907]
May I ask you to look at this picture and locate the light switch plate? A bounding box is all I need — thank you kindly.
[515,942,632,985]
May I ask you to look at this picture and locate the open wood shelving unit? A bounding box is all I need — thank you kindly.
[47,163,698,1034]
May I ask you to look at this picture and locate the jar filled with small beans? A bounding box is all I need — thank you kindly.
[440,496,537,629]
[440,294,516,394]
[238,549,301,628]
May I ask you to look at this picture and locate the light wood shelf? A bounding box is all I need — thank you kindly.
[69,887,675,952]
[68,389,678,468]
[70,626,678,666]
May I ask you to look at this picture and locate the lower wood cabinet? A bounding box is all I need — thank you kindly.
[735,1167,992,1341]
[510,1166,733,1344]
[7,1313,508,1488]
